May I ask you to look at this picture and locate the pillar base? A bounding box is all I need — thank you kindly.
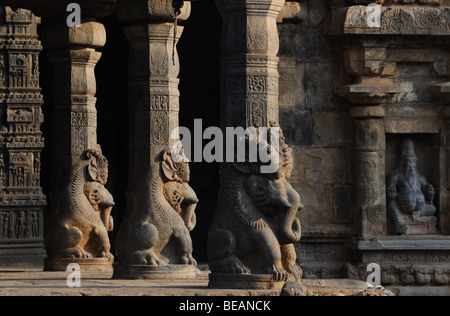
[0,243,46,269]
[208,273,285,290]
[44,257,114,272]
[112,263,197,280]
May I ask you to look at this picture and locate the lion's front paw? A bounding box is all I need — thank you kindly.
[270,264,289,282]
[100,251,114,260]
[65,247,92,259]
[179,254,197,266]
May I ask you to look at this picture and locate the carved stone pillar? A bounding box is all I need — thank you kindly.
[0,7,46,267]
[22,3,118,271]
[207,0,303,290]
[333,36,402,239]
[433,63,450,236]
[113,1,199,280]
[350,106,387,239]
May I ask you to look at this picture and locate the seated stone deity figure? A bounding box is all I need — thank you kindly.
[386,139,437,235]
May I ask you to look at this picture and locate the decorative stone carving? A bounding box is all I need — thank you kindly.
[210,0,302,289]
[113,148,198,278]
[326,4,450,36]
[114,0,197,279]
[36,3,115,271]
[386,139,438,235]
[0,0,116,19]
[0,6,46,267]
[44,149,114,270]
[208,124,303,287]
[327,0,450,287]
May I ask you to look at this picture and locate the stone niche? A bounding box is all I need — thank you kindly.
[385,134,440,236]
[326,0,450,286]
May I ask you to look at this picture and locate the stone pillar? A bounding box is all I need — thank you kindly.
[113,1,199,280]
[217,0,283,128]
[207,0,304,290]
[350,106,387,238]
[335,40,402,239]
[433,71,450,235]
[35,4,116,271]
[0,7,46,267]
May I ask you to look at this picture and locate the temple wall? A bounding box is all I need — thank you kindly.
[278,0,355,278]
[0,0,449,287]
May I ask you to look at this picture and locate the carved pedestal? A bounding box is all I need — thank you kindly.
[0,7,46,267]
[207,0,303,290]
[327,1,450,286]
[113,0,199,280]
[36,4,116,271]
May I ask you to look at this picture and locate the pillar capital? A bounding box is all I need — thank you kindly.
[40,21,106,51]
[277,1,305,23]
[216,0,285,18]
[117,0,191,23]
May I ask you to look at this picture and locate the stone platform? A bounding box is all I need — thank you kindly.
[0,268,392,296]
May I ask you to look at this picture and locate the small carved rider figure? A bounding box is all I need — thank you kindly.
[386,139,437,235]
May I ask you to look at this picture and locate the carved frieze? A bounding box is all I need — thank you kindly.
[0,6,45,267]
[326,5,450,36]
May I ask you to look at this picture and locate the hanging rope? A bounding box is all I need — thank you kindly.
[172,1,184,65]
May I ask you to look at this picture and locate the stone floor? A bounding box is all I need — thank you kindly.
[0,268,386,296]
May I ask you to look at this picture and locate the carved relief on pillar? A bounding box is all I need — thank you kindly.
[209,0,302,289]
[113,148,198,279]
[0,6,45,267]
[44,149,114,270]
[0,209,40,240]
[208,124,303,289]
[36,2,115,270]
[114,0,196,279]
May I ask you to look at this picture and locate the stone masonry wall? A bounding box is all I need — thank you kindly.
[278,0,355,278]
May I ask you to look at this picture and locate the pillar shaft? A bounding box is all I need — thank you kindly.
[350,107,387,238]
[114,1,199,280]
[217,0,284,129]
[42,19,115,271]
[208,0,304,290]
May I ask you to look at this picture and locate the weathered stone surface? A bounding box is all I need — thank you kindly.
[0,0,449,293]
[386,139,438,235]
[326,5,450,36]
[0,0,116,18]
[293,148,351,184]
[208,0,303,289]
[0,6,46,267]
[40,15,114,271]
[114,1,198,279]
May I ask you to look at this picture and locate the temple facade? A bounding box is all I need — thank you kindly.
[0,0,449,290]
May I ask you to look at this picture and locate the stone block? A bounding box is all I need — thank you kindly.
[279,109,314,147]
[385,103,441,133]
[333,185,353,224]
[305,62,350,110]
[292,183,334,225]
[293,147,351,184]
[314,110,352,147]
[278,60,305,108]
